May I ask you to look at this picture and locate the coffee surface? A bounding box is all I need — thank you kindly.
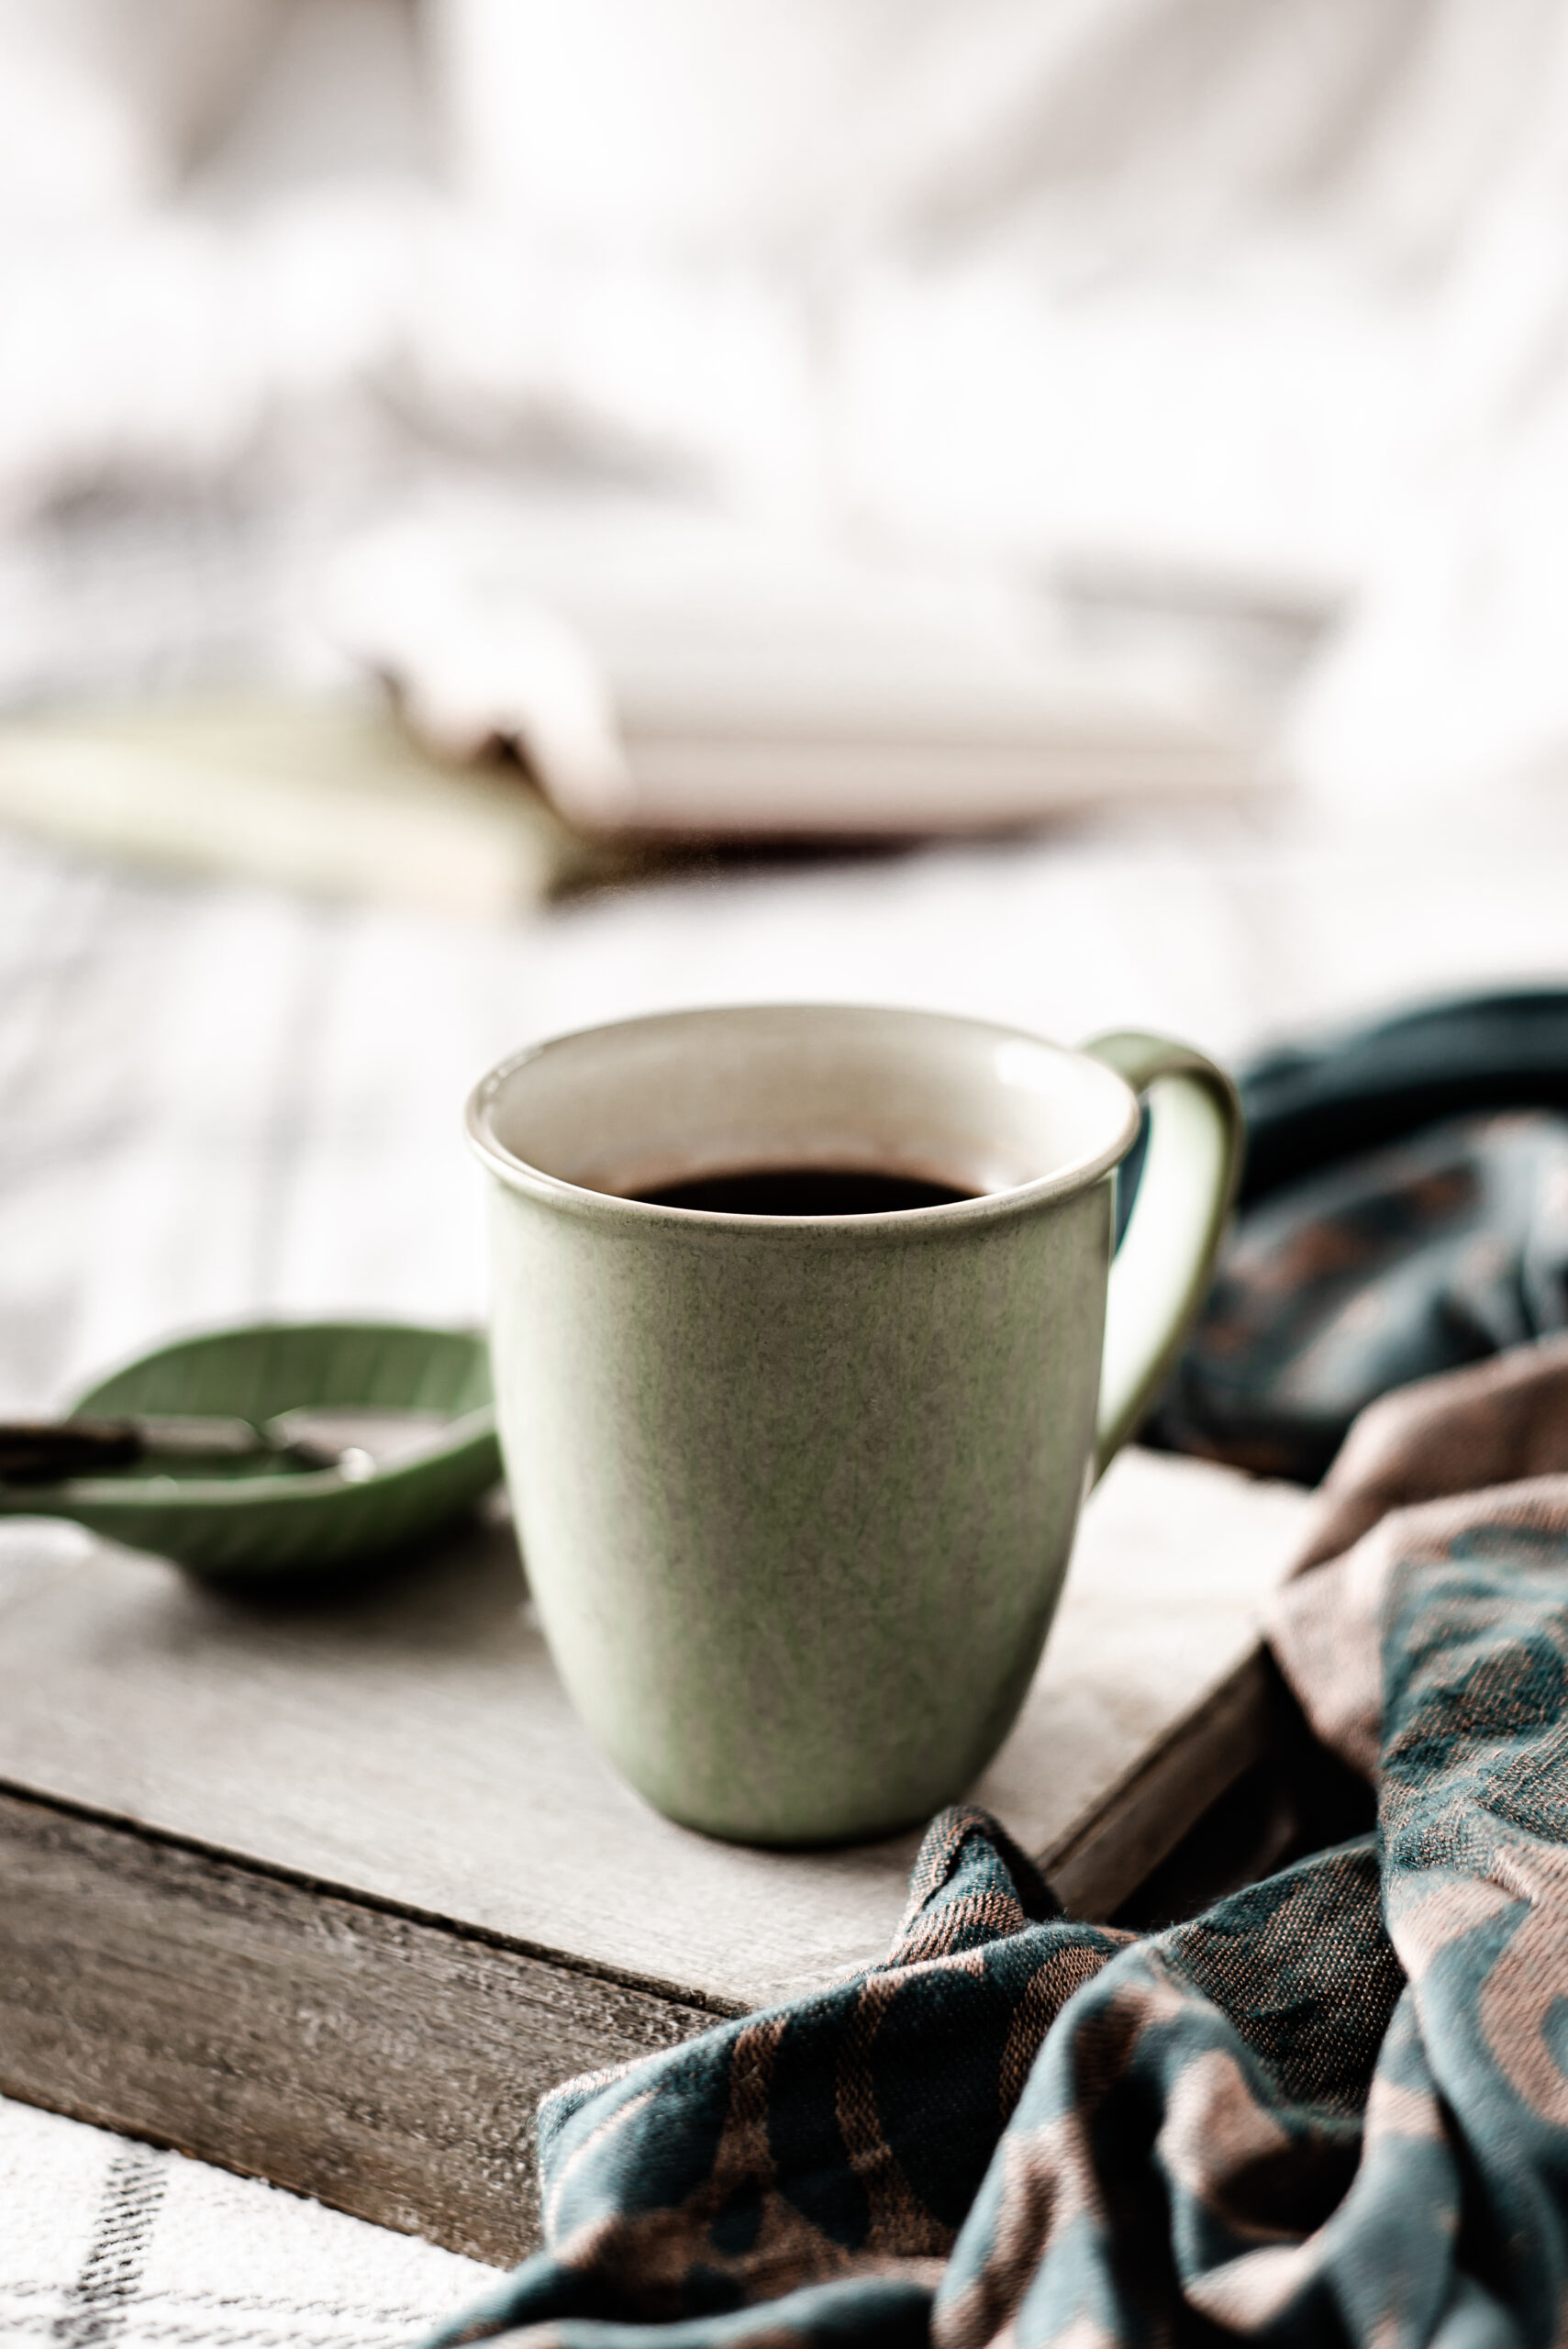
[632,1165,977,1217]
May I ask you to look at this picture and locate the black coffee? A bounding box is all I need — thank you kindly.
[633,1165,977,1216]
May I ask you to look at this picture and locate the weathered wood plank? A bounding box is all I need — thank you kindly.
[0,1790,710,2265]
[0,1512,920,2011]
[0,1447,1315,2245]
[0,1453,1313,2014]
[1047,1650,1273,1919]
[978,1448,1313,1907]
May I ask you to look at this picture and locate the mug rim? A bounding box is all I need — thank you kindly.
[466,1003,1141,1230]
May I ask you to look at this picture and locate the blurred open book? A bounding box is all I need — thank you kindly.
[0,696,611,918]
[327,503,1269,841]
[0,505,1272,920]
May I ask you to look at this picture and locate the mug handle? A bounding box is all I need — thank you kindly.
[1081,1031,1243,1482]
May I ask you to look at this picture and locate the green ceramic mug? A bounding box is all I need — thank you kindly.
[468,1006,1240,1846]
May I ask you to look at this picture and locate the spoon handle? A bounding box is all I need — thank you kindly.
[0,1414,336,1485]
[0,1419,144,1482]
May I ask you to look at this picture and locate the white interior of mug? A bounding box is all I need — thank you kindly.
[469,1005,1139,1211]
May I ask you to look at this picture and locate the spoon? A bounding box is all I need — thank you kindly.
[0,1320,502,1583]
[0,1407,456,1486]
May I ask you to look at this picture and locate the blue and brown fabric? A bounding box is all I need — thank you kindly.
[431,991,1568,2349]
[433,1334,1568,2349]
[1152,1107,1568,1481]
[1154,989,1568,1482]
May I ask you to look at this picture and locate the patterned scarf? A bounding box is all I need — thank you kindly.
[1152,989,1568,1483]
[429,1338,1568,2349]
[430,993,1568,2349]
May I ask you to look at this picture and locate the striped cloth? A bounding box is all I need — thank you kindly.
[6,821,1568,2346]
[0,2095,495,2348]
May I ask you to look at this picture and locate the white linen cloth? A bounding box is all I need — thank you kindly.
[2,785,1566,2327]
[5,4,1568,2319]
[4,798,1567,1419]
[0,2095,495,2348]
[4,1,1568,818]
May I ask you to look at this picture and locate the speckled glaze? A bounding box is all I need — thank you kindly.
[469,1007,1240,1846]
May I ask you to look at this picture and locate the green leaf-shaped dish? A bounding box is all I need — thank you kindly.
[0,1320,501,1584]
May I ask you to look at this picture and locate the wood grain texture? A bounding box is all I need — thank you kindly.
[0,1790,710,2265]
[0,1442,1314,2250]
[0,1452,1314,2013]
[1047,1651,1273,1919]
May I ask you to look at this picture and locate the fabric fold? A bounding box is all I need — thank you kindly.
[432,1336,1568,2349]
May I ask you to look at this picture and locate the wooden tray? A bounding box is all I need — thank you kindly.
[0,1447,1312,2264]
